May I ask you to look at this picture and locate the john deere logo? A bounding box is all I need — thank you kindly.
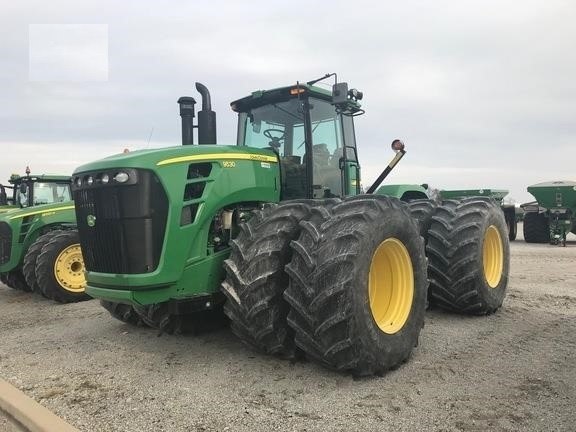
[87,214,97,227]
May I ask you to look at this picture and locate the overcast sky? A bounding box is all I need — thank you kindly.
[1,0,575,204]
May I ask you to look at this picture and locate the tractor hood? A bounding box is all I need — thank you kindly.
[73,144,276,176]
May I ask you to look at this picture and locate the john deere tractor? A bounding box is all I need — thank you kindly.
[72,76,509,376]
[521,181,576,246]
[0,171,88,303]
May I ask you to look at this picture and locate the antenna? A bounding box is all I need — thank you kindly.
[146,127,154,148]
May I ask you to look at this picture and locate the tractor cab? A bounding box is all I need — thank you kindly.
[3,173,72,209]
[231,78,364,200]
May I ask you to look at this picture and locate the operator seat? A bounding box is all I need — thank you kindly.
[281,155,306,200]
[313,144,342,197]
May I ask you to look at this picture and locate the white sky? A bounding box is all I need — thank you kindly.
[1,0,575,204]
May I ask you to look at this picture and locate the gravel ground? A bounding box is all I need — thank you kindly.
[0,411,23,432]
[1,222,575,432]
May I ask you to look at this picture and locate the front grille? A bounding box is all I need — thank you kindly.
[73,169,168,274]
[0,222,12,265]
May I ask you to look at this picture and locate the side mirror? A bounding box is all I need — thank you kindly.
[18,184,28,207]
[332,82,349,105]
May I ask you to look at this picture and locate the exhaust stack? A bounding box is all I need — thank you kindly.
[195,82,216,144]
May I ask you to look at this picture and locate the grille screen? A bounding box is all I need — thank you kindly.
[73,170,168,274]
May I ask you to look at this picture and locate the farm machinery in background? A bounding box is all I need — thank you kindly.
[71,75,510,376]
[521,181,576,246]
[0,169,88,303]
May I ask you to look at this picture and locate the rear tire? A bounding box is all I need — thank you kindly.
[221,200,329,358]
[426,198,509,315]
[36,230,89,303]
[407,199,438,242]
[101,300,147,327]
[285,195,428,376]
[523,212,549,243]
[23,231,63,294]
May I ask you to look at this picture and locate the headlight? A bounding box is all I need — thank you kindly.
[75,177,82,187]
[86,176,94,186]
[100,173,110,184]
[114,172,129,183]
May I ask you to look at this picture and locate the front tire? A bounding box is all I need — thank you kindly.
[426,198,509,315]
[221,200,325,358]
[285,195,428,376]
[36,230,89,303]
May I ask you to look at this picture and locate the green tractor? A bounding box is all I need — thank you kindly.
[521,181,576,246]
[0,172,88,303]
[72,76,510,376]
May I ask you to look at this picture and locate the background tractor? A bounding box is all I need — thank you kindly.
[521,181,576,246]
[72,75,510,376]
[0,171,88,303]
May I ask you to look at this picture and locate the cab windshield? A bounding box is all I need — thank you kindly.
[19,182,72,207]
[238,97,353,199]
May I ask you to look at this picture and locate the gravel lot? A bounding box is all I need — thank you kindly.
[1,223,575,432]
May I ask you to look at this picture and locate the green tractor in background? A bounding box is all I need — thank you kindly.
[72,75,510,376]
[0,170,88,303]
[521,181,576,246]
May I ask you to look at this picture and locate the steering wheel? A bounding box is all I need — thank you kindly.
[263,129,285,149]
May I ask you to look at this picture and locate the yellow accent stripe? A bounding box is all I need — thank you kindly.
[157,153,278,166]
[9,205,75,220]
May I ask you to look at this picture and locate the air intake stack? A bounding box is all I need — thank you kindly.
[177,96,196,145]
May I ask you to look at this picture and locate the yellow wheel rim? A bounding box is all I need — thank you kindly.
[53,243,86,293]
[483,225,503,288]
[368,238,414,334]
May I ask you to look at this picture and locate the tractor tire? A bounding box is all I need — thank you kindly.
[407,199,438,242]
[426,198,509,315]
[0,273,9,287]
[100,300,147,327]
[507,217,517,241]
[133,303,227,335]
[4,270,31,291]
[36,230,90,303]
[23,231,64,294]
[221,200,335,358]
[284,195,428,376]
[523,212,549,243]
